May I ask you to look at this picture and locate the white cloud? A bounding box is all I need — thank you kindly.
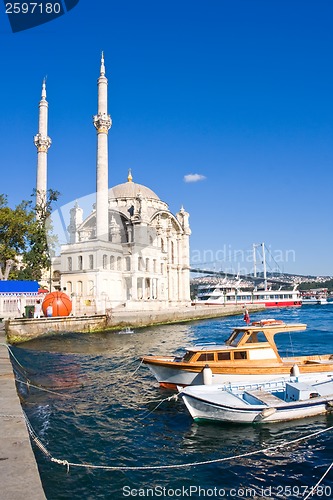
[183,173,206,183]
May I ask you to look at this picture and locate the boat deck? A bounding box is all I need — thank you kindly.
[244,389,285,407]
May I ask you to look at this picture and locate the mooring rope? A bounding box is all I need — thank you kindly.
[15,378,72,398]
[138,394,178,420]
[304,460,333,500]
[128,358,144,378]
[22,410,333,472]
[0,342,32,378]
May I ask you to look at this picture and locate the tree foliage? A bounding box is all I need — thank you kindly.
[0,190,59,281]
[299,279,333,293]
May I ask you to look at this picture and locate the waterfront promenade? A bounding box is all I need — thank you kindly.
[6,304,264,344]
[0,324,46,499]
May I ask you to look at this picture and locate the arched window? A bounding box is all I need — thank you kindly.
[78,255,83,270]
[117,257,122,271]
[89,255,94,270]
[110,255,115,270]
[88,281,94,295]
[171,241,175,264]
[103,254,107,269]
[138,256,142,271]
[67,257,72,271]
[77,281,83,295]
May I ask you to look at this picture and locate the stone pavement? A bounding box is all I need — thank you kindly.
[0,324,46,499]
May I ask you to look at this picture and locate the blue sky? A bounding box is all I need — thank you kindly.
[0,0,332,276]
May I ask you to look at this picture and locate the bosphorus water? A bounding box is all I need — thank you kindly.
[12,304,333,499]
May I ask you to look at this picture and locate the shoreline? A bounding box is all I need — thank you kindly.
[5,304,264,344]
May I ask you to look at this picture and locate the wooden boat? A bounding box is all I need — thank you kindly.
[142,320,333,389]
[179,374,333,424]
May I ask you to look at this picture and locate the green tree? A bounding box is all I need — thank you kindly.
[19,189,60,282]
[0,190,59,281]
[0,194,35,279]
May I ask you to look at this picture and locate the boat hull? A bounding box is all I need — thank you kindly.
[145,360,333,389]
[181,393,332,424]
[195,299,302,308]
[302,299,328,305]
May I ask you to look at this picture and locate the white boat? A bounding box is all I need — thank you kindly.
[179,374,333,424]
[301,289,328,305]
[302,297,328,305]
[193,284,302,308]
[117,327,135,334]
[193,243,302,308]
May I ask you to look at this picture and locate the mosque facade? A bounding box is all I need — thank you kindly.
[36,55,191,311]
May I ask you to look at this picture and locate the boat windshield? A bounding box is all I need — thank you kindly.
[244,331,268,344]
[182,352,194,362]
[226,330,246,347]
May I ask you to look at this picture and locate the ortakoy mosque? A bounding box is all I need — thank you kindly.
[35,55,191,312]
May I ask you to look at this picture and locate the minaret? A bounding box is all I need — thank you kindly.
[34,79,51,210]
[93,52,112,240]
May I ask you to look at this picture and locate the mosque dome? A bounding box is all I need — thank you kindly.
[109,170,160,201]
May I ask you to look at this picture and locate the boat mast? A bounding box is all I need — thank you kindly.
[262,242,267,290]
[253,244,257,279]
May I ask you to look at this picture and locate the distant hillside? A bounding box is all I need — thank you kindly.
[299,279,333,293]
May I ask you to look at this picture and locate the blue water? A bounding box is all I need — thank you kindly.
[12,305,333,499]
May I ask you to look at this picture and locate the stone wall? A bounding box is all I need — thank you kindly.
[5,304,263,344]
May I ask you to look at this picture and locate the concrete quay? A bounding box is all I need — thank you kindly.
[5,304,264,344]
[0,325,46,499]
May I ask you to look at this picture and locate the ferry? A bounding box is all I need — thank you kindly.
[192,243,302,308]
[193,283,302,308]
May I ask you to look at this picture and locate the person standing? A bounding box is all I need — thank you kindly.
[244,308,250,324]
[34,300,42,318]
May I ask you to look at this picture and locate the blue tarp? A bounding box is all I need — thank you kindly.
[0,281,39,293]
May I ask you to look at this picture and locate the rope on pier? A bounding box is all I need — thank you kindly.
[0,342,32,378]
[0,413,24,419]
[23,410,333,472]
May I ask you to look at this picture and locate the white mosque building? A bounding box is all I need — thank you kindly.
[36,55,191,312]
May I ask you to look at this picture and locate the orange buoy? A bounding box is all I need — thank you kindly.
[42,292,72,317]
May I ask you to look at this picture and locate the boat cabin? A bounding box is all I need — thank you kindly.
[181,322,307,365]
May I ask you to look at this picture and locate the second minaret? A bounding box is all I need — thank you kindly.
[34,79,51,211]
[93,53,112,241]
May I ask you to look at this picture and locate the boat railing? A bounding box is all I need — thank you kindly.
[194,342,218,347]
[224,378,289,394]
